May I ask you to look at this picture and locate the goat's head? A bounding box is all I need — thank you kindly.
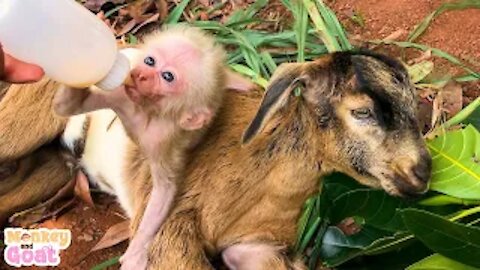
[242,51,432,198]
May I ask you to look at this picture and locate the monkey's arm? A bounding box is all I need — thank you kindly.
[120,162,177,270]
[53,86,109,116]
[0,78,67,161]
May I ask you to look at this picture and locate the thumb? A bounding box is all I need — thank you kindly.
[0,45,44,83]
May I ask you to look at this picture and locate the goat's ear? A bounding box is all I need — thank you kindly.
[242,63,304,144]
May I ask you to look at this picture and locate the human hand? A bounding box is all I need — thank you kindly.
[0,44,44,83]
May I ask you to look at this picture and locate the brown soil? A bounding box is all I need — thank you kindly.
[1,1,478,269]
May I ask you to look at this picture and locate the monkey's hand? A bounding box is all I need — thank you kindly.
[53,86,92,116]
[53,85,120,116]
[119,245,148,270]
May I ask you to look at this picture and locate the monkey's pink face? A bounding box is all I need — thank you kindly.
[126,38,200,105]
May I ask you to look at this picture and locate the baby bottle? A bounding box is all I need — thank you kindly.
[0,0,130,90]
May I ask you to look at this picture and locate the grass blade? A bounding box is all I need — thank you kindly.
[370,40,480,79]
[165,0,192,24]
[91,256,120,270]
[315,0,352,51]
[303,0,340,52]
[408,0,480,42]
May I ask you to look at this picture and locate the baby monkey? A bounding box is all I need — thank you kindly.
[54,26,249,269]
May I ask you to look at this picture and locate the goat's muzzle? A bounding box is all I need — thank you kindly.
[390,151,432,198]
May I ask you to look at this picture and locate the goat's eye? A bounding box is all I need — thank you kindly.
[144,56,155,66]
[351,108,372,119]
[161,71,175,82]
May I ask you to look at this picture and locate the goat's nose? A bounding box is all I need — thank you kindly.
[412,161,431,184]
[412,148,432,184]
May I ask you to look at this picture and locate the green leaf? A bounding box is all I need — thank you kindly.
[320,225,390,267]
[226,0,268,25]
[465,106,480,131]
[427,125,480,200]
[90,256,120,270]
[363,231,415,255]
[401,208,480,268]
[407,253,478,270]
[165,0,191,24]
[292,0,309,62]
[229,64,268,88]
[407,61,434,83]
[444,97,480,129]
[408,0,480,42]
[315,0,352,51]
[330,189,409,232]
[303,0,340,52]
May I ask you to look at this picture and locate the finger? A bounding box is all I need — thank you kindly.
[0,45,5,79]
[3,53,44,83]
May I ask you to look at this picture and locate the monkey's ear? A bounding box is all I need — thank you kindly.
[242,63,304,144]
[179,108,213,131]
[224,69,256,92]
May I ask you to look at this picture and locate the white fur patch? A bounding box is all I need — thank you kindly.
[62,109,135,218]
[61,114,88,152]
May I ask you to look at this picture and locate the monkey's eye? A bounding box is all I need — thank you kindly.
[144,56,156,67]
[161,71,175,82]
[351,108,372,119]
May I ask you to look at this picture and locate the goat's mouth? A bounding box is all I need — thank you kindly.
[378,170,430,198]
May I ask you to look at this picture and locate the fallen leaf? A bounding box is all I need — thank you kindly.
[440,82,463,117]
[74,171,95,207]
[10,199,75,228]
[78,232,95,242]
[430,89,444,131]
[117,19,137,36]
[383,29,406,41]
[132,13,160,34]
[407,61,434,83]
[155,0,169,21]
[417,100,433,134]
[198,0,211,6]
[84,0,108,12]
[409,49,432,65]
[337,217,362,236]
[90,220,130,252]
[124,0,155,21]
[9,179,76,227]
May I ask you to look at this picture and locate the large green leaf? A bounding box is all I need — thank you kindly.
[319,225,390,267]
[407,253,478,270]
[427,125,480,200]
[330,189,409,232]
[401,208,480,267]
[465,106,480,131]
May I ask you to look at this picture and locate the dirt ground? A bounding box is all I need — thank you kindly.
[1,1,478,269]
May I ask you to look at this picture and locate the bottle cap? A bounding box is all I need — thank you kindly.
[96,52,130,91]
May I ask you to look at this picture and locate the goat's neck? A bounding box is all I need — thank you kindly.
[251,105,324,197]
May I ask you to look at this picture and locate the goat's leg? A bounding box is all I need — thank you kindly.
[147,211,213,270]
[0,146,71,227]
[222,243,306,270]
[0,79,67,162]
